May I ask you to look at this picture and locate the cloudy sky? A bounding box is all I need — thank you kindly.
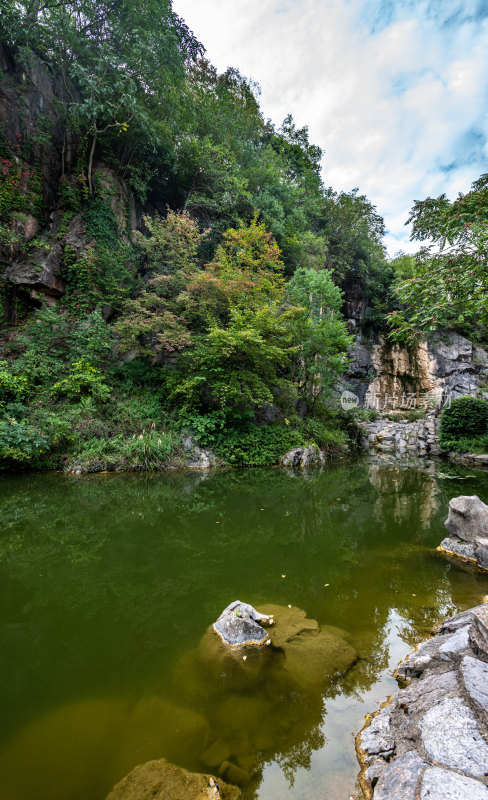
[172,0,488,255]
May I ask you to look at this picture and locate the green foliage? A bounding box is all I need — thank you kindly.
[52,358,110,402]
[59,175,83,213]
[140,209,206,278]
[286,267,353,409]
[69,428,179,472]
[440,434,488,455]
[0,142,43,259]
[11,307,114,388]
[388,174,488,343]
[164,217,298,417]
[61,195,139,314]
[115,210,202,358]
[439,396,488,453]
[0,360,29,406]
[385,409,425,422]
[300,417,349,453]
[177,410,226,444]
[0,411,71,469]
[213,424,304,466]
[0,418,47,466]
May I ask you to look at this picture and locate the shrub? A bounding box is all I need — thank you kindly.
[0,412,71,469]
[69,429,179,472]
[439,396,488,452]
[214,424,304,466]
[0,361,29,407]
[440,434,488,454]
[301,417,348,453]
[52,358,111,402]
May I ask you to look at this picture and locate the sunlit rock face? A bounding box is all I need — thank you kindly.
[105,758,240,800]
[349,332,488,411]
[212,601,271,648]
[439,495,488,570]
[357,604,488,800]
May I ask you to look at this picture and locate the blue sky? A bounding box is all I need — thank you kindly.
[172,0,488,254]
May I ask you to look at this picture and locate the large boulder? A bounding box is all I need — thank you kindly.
[444,495,488,543]
[439,495,488,570]
[105,758,240,800]
[3,238,65,297]
[280,446,324,468]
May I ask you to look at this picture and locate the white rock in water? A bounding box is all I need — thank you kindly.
[445,495,488,543]
[213,601,271,648]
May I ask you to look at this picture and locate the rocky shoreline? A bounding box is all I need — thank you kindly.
[356,602,488,800]
[357,494,488,800]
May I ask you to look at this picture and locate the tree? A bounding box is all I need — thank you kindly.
[115,210,204,358]
[5,1,203,195]
[286,267,352,411]
[166,217,297,417]
[388,173,488,343]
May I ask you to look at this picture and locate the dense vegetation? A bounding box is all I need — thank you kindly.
[388,173,488,344]
[0,1,487,470]
[439,397,488,454]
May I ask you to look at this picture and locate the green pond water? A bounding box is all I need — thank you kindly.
[1,455,488,800]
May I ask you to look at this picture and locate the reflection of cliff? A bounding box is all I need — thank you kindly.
[368,463,440,530]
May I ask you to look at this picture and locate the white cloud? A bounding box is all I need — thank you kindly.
[173,0,488,255]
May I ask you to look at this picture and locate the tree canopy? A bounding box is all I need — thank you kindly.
[388,173,488,343]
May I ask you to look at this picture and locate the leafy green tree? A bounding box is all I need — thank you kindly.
[115,210,204,358]
[388,174,488,343]
[167,217,297,417]
[286,267,352,412]
[5,1,203,196]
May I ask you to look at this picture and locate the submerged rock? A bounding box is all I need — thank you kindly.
[105,758,240,800]
[192,602,357,697]
[212,601,272,648]
[262,603,358,688]
[208,602,357,688]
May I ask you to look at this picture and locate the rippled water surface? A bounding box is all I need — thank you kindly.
[1,456,487,800]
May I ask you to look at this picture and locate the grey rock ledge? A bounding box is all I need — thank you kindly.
[357,602,488,799]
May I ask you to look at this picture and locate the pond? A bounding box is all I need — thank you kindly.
[0,455,487,800]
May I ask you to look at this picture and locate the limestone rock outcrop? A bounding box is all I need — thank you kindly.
[212,601,272,648]
[349,332,488,454]
[438,495,488,570]
[280,446,325,468]
[357,603,488,800]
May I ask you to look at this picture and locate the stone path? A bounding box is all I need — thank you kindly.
[357,604,488,800]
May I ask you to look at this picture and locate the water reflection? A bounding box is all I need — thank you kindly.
[0,457,487,800]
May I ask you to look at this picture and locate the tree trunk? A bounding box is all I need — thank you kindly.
[87,127,97,195]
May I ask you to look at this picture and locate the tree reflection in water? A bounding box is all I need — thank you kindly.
[0,457,486,799]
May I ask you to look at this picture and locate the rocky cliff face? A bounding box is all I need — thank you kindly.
[0,43,77,214]
[0,45,138,321]
[348,331,488,454]
[349,332,488,411]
